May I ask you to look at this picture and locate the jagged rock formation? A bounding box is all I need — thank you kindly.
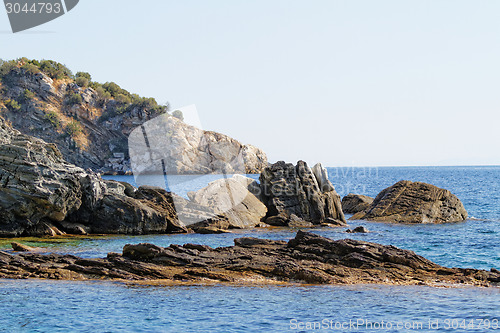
[259,161,346,226]
[129,115,267,175]
[0,116,186,236]
[351,180,468,223]
[1,231,498,286]
[0,60,267,174]
[342,194,374,214]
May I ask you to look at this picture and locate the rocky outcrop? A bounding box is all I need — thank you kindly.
[0,231,498,287]
[351,180,468,223]
[342,194,374,214]
[187,175,267,229]
[259,161,346,226]
[346,226,369,233]
[0,116,187,236]
[68,186,187,235]
[129,115,267,175]
[0,61,267,174]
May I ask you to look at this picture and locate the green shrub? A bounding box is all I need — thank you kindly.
[39,60,72,79]
[115,105,129,115]
[21,63,40,75]
[66,92,83,105]
[75,76,89,88]
[44,110,61,129]
[4,99,21,111]
[94,86,111,107]
[131,97,158,109]
[28,59,41,67]
[115,93,131,104]
[75,71,91,82]
[102,82,124,98]
[21,89,36,102]
[0,60,17,78]
[172,110,184,121]
[65,120,82,136]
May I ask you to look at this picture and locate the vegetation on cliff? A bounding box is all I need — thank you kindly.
[0,58,177,173]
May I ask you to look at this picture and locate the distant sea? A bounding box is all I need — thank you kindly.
[1,166,499,332]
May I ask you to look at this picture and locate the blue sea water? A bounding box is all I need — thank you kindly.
[1,166,499,332]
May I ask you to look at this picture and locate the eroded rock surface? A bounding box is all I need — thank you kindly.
[0,116,187,236]
[0,231,497,287]
[129,116,267,175]
[259,161,345,226]
[351,181,468,223]
[188,175,267,229]
[342,194,374,214]
[0,63,267,174]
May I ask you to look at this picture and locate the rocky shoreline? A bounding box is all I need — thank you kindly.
[0,60,485,290]
[0,111,349,237]
[1,231,498,287]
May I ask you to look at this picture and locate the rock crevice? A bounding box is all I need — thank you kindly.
[259,161,346,226]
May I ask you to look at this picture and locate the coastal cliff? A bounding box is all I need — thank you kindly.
[0,58,267,174]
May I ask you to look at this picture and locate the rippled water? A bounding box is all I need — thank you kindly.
[0,281,498,333]
[1,166,499,332]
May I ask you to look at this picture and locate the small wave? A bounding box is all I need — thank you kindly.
[467,216,500,223]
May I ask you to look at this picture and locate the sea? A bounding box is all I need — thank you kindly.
[0,166,499,332]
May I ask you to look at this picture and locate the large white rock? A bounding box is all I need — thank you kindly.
[189,175,267,228]
[129,116,267,175]
[312,163,335,192]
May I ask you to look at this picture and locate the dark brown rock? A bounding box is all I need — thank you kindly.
[259,161,345,226]
[351,181,468,223]
[0,231,497,287]
[346,226,369,233]
[342,194,374,214]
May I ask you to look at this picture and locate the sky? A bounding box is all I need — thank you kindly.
[1,0,499,167]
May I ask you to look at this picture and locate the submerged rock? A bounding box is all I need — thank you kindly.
[342,194,374,214]
[259,161,346,226]
[0,231,497,287]
[351,180,468,223]
[11,242,36,252]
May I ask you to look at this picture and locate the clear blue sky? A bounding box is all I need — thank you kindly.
[1,0,499,166]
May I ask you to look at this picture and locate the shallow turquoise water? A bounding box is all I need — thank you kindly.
[1,166,499,332]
